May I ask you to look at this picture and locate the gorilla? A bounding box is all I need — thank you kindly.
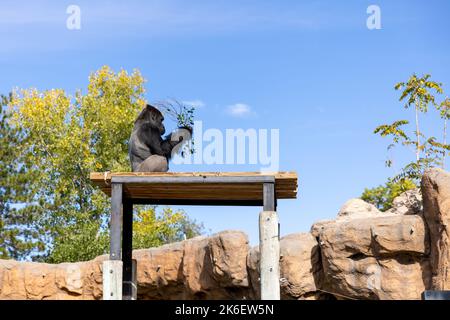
[129,104,191,172]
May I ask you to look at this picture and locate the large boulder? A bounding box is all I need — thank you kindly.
[181,231,249,299]
[314,214,431,299]
[421,168,450,290]
[337,198,382,219]
[247,232,323,300]
[0,259,100,300]
[386,189,423,215]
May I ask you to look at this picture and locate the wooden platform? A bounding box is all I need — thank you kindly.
[95,172,297,299]
[90,172,297,205]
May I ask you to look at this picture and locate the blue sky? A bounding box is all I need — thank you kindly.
[1,0,449,245]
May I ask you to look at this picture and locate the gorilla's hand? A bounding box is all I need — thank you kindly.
[179,126,193,135]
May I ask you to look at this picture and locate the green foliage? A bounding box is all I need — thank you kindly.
[438,97,450,120]
[364,73,448,210]
[133,207,204,250]
[44,212,109,263]
[2,66,203,262]
[373,120,410,142]
[395,74,443,112]
[374,73,448,182]
[45,207,203,263]
[156,99,195,129]
[0,93,44,259]
[156,99,196,157]
[361,179,417,211]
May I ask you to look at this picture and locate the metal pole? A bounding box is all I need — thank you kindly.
[263,182,276,211]
[122,199,136,300]
[110,183,123,260]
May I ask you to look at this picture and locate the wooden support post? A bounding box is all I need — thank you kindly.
[103,260,123,300]
[110,183,123,260]
[106,183,123,300]
[259,210,280,300]
[122,200,136,300]
[263,182,276,211]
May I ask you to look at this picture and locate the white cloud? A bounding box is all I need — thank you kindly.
[183,99,205,109]
[226,103,253,118]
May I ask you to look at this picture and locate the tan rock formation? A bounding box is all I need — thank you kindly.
[386,189,423,215]
[0,231,250,300]
[314,211,431,300]
[247,233,323,300]
[337,198,382,219]
[421,168,450,290]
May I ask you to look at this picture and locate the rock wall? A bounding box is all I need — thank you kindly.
[1,168,449,300]
[0,231,250,300]
[421,168,450,290]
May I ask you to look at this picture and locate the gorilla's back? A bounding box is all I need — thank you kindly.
[129,128,151,171]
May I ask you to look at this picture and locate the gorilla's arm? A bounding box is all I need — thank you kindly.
[136,124,165,156]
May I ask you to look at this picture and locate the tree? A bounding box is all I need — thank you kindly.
[4,66,203,262]
[362,74,449,209]
[45,207,203,263]
[132,207,204,250]
[438,97,450,167]
[394,74,443,163]
[0,94,44,259]
[374,74,448,182]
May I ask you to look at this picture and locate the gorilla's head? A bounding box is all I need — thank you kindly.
[137,104,165,135]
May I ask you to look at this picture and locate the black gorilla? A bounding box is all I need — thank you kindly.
[129,104,189,172]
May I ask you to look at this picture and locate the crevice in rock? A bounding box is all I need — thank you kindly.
[312,235,332,299]
[348,252,368,261]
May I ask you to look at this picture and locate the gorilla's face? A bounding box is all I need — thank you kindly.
[147,105,165,135]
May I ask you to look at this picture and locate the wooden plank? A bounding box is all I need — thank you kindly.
[91,171,296,178]
[90,171,297,185]
[115,185,290,191]
[128,198,264,206]
[259,211,280,300]
[90,172,297,179]
[111,175,275,184]
[89,172,298,201]
[103,260,123,300]
[96,190,296,201]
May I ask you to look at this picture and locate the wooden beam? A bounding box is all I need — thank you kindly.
[111,175,275,184]
[259,211,280,300]
[263,182,276,211]
[91,171,297,180]
[110,183,122,260]
[103,260,123,300]
[125,198,263,206]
